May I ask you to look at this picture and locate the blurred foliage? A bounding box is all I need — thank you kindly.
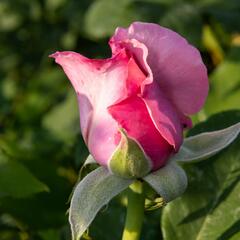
[0,0,239,239]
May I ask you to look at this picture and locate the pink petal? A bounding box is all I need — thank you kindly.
[108,96,173,170]
[142,81,183,150]
[50,51,129,166]
[110,21,209,115]
[126,57,146,96]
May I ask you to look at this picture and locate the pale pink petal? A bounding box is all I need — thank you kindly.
[50,51,130,166]
[108,96,173,170]
[110,21,209,115]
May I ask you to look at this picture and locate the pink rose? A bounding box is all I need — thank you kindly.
[51,22,208,178]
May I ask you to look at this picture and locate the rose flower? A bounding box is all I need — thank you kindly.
[51,22,208,178]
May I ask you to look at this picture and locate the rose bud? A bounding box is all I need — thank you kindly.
[50,22,208,179]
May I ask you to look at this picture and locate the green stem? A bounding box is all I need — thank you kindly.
[122,180,145,240]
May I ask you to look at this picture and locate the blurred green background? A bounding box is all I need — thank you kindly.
[0,0,240,240]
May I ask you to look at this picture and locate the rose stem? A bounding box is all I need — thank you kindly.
[122,180,145,240]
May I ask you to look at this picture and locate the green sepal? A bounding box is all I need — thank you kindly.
[108,129,151,179]
[69,167,133,240]
[172,122,240,163]
[143,160,188,203]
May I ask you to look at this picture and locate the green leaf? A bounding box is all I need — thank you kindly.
[69,167,133,240]
[0,152,49,198]
[205,47,240,115]
[160,3,202,46]
[172,122,240,163]
[143,161,187,203]
[202,0,240,33]
[38,229,61,240]
[84,0,141,39]
[42,90,79,142]
[162,110,240,240]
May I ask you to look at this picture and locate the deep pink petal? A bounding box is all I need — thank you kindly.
[126,57,146,95]
[142,81,183,150]
[110,21,209,115]
[108,96,173,170]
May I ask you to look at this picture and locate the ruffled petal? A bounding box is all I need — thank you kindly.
[110,37,152,88]
[110,21,209,115]
[108,96,173,170]
[110,31,185,149]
